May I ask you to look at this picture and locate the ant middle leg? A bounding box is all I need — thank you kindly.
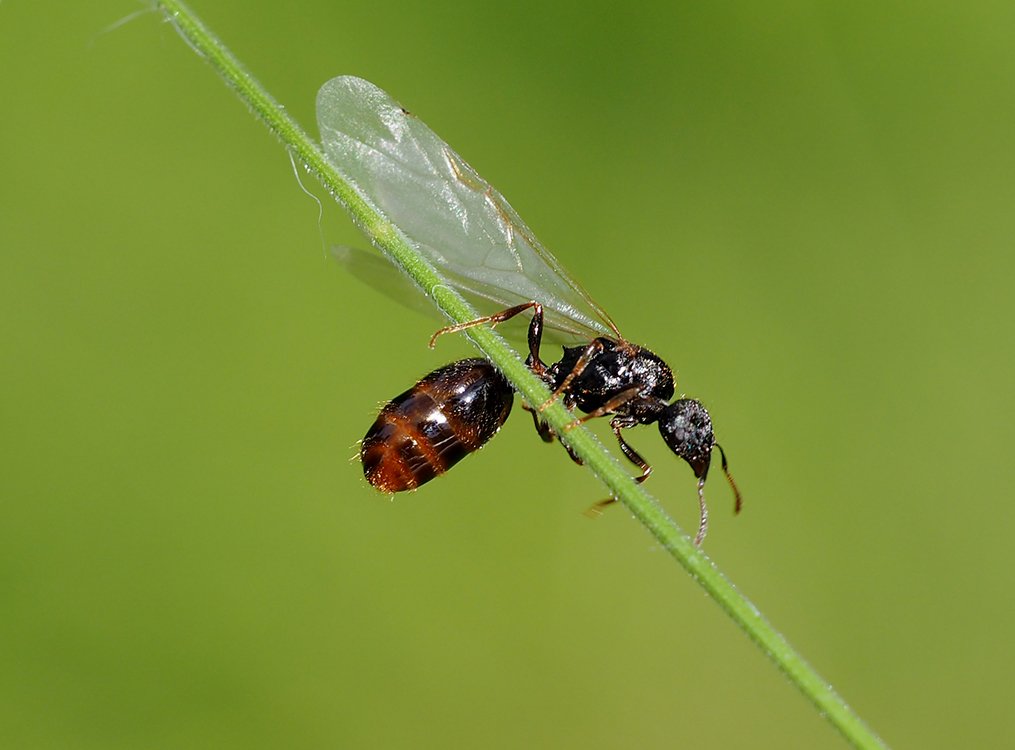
[584,418,654,518]
[521,402,584,465]
[521,401,555,444]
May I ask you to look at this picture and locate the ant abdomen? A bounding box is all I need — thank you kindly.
[361,358,514,493]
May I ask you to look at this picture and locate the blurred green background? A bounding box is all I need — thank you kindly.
[3,2,1013,748]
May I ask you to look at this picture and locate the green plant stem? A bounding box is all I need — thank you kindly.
[153,3,888,748]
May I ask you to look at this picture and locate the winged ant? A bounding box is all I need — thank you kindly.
[317,76,741,545]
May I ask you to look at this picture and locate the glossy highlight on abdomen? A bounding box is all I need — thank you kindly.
[361,358,513,492]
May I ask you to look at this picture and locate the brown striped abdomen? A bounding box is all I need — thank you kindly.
[361,358,513,492]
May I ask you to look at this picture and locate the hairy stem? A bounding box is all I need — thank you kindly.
[152,3,887,748]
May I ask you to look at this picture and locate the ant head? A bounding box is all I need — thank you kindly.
[658,399,742,517]
[658,399,715,480]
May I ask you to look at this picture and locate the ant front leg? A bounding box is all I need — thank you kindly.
[428,301,548,374]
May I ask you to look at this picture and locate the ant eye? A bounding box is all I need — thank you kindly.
[658,399,715,480]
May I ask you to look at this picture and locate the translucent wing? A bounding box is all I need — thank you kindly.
[316,76,619,341]
[330,244,576,346]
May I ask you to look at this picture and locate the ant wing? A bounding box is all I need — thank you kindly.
[331,245,437,321]
[331,245,583,346]
[317,76,620,342]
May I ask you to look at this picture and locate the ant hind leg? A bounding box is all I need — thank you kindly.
[428,301,549,375]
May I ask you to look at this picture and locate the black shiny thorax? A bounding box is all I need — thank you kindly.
[543,337,675,422]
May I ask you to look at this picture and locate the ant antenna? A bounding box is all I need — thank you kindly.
[694,478,710,547]
[715,442,742,515]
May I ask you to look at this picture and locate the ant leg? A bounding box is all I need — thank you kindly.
[584,497,616,518]
[521,402,584,465]
[611,419,653,484]
[428,301,537,347]
[584,419,653,518]
[559,387,643,432]
[561,442,584,466]
[521,402,554,443]
[429,301,548,373]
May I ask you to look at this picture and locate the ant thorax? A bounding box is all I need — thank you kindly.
[544,338,675,423]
